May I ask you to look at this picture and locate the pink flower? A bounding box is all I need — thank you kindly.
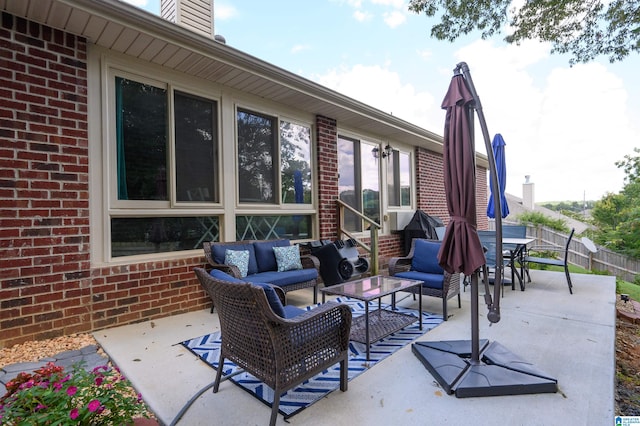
[94,376,103,386]
[87,399,101,412]
[66,386,78,396]
[70,408,79,420]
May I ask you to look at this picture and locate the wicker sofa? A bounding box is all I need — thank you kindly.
[203,239,320,303]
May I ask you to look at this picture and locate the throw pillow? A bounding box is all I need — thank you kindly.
[224,249,250,277]
[273,245,303,272]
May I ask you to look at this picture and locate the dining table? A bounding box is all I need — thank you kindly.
[502,237,535,291]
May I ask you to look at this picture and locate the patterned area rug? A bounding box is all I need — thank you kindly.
[180,297,442,419]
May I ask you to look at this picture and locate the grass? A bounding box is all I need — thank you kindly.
[525,261,639,298]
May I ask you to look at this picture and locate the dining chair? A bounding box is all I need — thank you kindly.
[523,228,575,294]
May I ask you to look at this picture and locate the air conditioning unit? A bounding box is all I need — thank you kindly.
[388,211,415,231]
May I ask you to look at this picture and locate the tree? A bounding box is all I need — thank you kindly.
[408,0,640,64]
[591,148,640,257]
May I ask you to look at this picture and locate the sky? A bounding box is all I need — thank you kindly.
[124,0,639,203]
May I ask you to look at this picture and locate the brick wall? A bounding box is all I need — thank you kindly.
[315,115,339,241]
[0,14,93,347]
[0,14,208,348]
[416,147,489,230]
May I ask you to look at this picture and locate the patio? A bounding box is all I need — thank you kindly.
[94,269,616,425]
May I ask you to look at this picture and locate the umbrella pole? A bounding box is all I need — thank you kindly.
[455,62,503,324]
[470,272,480,364]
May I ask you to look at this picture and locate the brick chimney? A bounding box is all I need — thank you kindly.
[523,175,535,210]
[161,0,215,39]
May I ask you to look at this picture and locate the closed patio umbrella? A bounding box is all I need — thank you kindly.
[413,62,557,398]
[486,133,509,218]
[437,72,485,277]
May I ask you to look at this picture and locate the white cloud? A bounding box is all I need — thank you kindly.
[353,10,374,22]
[416,49,432,60]
[313,64,439,134]
[371,0,406,7]
[311,36,636,201]
[215,4,238,20]
[451,39,635,201]
[121,0,148,7]
[383,11,406,28]
[291,44,310,54]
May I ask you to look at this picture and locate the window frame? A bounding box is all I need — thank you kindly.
[103,65,224,261]
[387,148,413,209]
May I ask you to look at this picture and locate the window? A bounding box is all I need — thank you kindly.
[388,150,411,207]
[237,109,277,203]
[174,92,219,203]
[235,108,314,241]
[110,75,220,258]
[338,135,380,232]
[115,77,167,201]
[280,121,312,205]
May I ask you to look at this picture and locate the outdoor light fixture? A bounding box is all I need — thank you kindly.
[372,144,392,159]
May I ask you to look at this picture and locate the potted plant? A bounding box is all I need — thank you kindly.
[0,361,152,425]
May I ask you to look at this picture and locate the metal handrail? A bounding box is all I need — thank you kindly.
[335,198,381,275]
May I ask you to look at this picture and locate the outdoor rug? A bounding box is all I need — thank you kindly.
[179,297,442,420]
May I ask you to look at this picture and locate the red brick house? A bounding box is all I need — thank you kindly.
[0,0,488,348]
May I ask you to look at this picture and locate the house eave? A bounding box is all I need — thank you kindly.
[0,0,489,166]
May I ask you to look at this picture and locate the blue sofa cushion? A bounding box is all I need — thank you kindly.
[411,240,444,274]
[394,271,444,290]
[254,239,290,272]
[245,268,317,287]
[212,243,258,275]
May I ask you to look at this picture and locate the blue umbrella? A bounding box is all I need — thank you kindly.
[486,133,509,218]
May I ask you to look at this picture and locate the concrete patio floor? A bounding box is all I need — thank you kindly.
[94,269,616,426]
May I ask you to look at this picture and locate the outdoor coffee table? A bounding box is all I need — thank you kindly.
[320,275,423,360]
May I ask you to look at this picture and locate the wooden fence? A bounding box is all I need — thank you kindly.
[521,225,639,283]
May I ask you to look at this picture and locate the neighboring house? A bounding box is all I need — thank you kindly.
[0,0,488,348]
[499,191,591,234]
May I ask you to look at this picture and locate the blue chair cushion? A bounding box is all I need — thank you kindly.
[246,268,317,287]
[411,239,444,274]
[254,239,290,272]
[282,305,306,319]
[212,243,258,275]
[252,282,286,318]
[209,268,244,283]
[208,269,285,317]
[394,271,444,290]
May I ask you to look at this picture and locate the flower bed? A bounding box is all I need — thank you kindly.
[0,362,150,424]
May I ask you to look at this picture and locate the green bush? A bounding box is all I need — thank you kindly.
[516,211,569,233]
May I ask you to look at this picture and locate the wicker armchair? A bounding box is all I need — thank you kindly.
[193,268,352,426]
[388,239,461,320]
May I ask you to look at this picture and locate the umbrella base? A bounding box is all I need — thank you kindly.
[412,340,557,397]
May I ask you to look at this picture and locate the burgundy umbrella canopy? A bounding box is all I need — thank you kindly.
[437,73,486,277]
